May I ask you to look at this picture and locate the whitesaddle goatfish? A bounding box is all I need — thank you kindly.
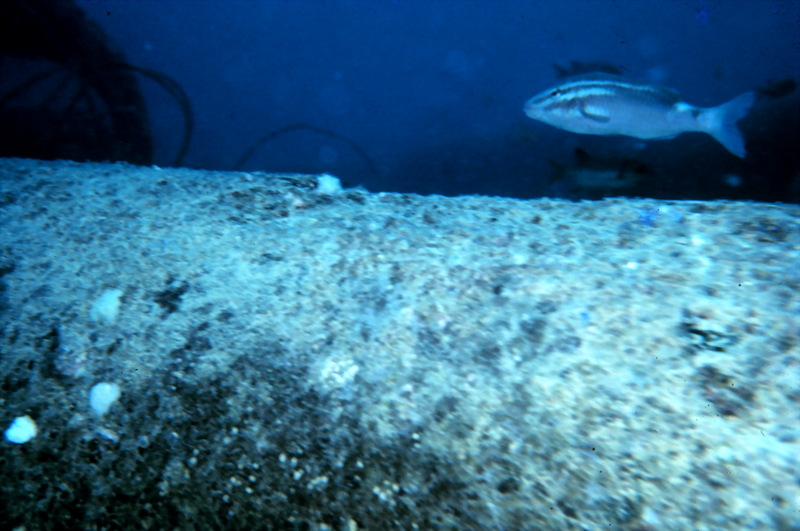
[524,74,755,158]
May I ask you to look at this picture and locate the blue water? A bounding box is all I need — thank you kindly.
[2,0,799,200]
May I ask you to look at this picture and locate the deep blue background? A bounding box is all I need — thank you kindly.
[44,1,800,200]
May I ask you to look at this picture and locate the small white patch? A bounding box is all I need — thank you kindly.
[316,173,342,195]
[511,253,527,265]
[90,289,124,324]
[307,475,330,491]
[89,382,122,416]
[319,357,359,389]
[4,415,37,444]
[95,426,120,443]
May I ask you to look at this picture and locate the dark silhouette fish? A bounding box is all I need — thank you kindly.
[552,60,626,79]
[548,147,650,195]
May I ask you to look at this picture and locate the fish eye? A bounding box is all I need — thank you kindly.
[550,89,561,96]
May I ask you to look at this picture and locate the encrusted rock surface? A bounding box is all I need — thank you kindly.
[1,158,798,529]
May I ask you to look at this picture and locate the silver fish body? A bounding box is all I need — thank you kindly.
[524,75,754,158]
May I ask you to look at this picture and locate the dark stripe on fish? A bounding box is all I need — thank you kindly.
[533,75,682,108]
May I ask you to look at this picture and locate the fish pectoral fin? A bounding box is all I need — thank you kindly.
[579,104,611,123]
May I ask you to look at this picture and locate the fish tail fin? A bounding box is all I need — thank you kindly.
[703,92,755,158]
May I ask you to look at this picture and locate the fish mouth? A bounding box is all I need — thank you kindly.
[523,99,540,118]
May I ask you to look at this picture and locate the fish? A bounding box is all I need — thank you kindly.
[756,77,796,100]
[548,147,650,196]
[552,60,626,79]
[524,74,755,158]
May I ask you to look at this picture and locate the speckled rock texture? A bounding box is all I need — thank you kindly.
[1,158,798,530]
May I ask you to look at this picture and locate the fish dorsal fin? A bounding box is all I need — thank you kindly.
[573,147,591,166]
[580,103,611,122]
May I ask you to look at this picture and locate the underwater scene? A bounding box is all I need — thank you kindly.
[0,1,798,529]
